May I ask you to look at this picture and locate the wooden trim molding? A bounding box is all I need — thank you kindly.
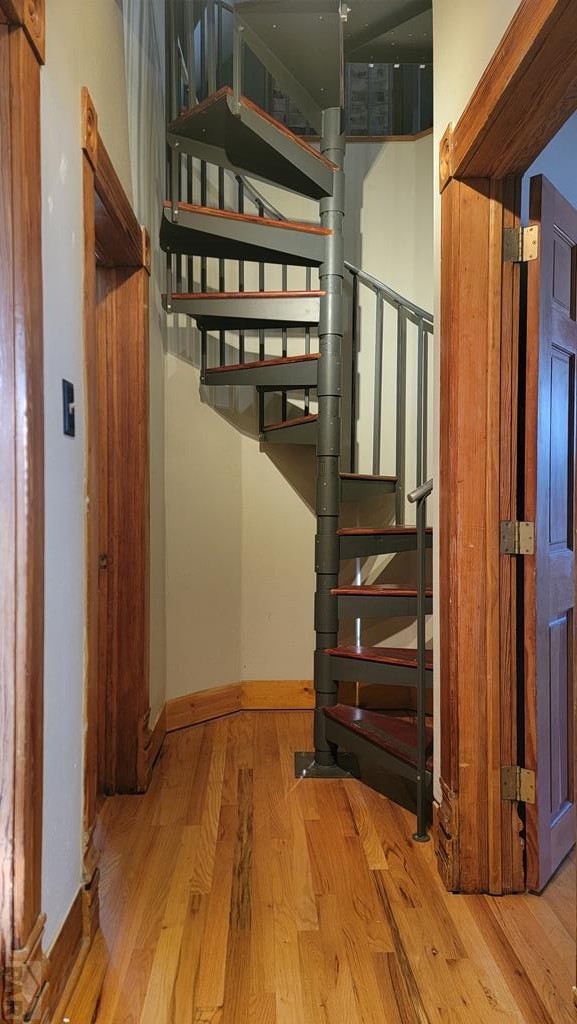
[437,0,577,894]
[82,86,151,884]
[441,0,577,187]
[137,706,167,792]
[0,19,46,1021]
[166,680,315,733]
[0,0,45,63]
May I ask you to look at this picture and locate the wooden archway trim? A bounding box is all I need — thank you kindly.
[437,0,577,895]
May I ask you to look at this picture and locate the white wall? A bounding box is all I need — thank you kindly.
[42,0,164,948]
[521,111,577,223]
[432,0,524,797]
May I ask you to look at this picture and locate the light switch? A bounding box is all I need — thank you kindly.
[62,380,75,437]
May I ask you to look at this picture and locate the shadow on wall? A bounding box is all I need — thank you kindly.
[165,317,318,512]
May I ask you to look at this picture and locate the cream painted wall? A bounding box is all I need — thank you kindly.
[42,0,167,948]
[431,0,524,797]
[41,0,133,951]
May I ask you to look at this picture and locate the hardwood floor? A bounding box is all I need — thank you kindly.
[63,712,576,1023]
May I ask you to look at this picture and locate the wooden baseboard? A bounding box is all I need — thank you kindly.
[48,867,102,1023]
[6,914,50,1024]
[166,680,314,733]
[47,890,86,1020]
[137,705,167,790]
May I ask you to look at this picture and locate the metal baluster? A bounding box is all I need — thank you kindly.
[282,264,288,422]
[422,327,430,484]
[372,294,384,476]
[304,266,311,417]
[350,272,359,474]
[201,159,208,375]
[258,200,266,428]
[219,166,226,366]
[207,0,217,95]
[416,319,425,489]
[395,310,407,524]
[217,0,223,89]
[238,178,245,365]
[408,478,433,843]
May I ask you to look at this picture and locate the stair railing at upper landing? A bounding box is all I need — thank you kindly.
[165,0,434,524]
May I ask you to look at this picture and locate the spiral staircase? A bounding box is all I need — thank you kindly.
[162,0,434,838]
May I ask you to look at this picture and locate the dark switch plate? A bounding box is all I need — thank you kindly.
[62,380,75,437]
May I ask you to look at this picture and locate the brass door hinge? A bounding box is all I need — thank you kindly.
[503,225,539,263]
[500,520,535,555]
[501,765,535,803]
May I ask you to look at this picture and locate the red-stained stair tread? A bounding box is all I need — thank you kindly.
[324,704,433,771]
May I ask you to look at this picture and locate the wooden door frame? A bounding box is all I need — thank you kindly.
[81,89,152,893]
[437,0,577,894]
[0,3,49,1020]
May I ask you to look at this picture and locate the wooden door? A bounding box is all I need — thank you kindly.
[525,174,577,891]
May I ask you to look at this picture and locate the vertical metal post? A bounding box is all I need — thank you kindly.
[207,0,217,95]
[413,490,429,842]
[372,293,384,476]
[416,319,424,489]
[304,265,312,417]
[350,272,359,474]
[313,107,345,769]
[395,311,407,525]
[219,166,226,366]
[238,178,246,365]
[422,327,430,484]
[282,264,288,422]
[232,22,243,114]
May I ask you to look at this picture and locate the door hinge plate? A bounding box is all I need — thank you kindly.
[503,225,539,263]
[500,520,535,555]
[501,765,535,803]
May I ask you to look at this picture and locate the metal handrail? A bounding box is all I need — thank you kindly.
[407,476,433,841]
[408,478,433,504]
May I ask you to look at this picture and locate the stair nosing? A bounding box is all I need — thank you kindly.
[163,201,331,236]
[264,413,318,433]
[337,527,433,537]
[207,354,320,375]
[331,585,433,598]
[166,290,324,301]
[325,645,433,668]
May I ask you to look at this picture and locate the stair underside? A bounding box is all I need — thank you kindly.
[333,584,433,618]
[324,704,433,775]
[325,645,433,686]
[339,526,433,558]
[167,87,336,200]
[161,202,329,266]
[261,413,317,445]
[235,4,343,134]
[204,353,319,389]
[165,290,322,330]
[339,472,397,500]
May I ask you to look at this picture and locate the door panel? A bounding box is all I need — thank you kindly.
[525,175,576,891]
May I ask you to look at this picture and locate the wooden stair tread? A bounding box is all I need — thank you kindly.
[332,584,433,598]
[325,646,433,669]
[339,473,398,483]
[324,704,433,771]
[264,414,318,432]
[207,354,320,375]
[338,526,433,537]
[163,200,331,236]
[167,290,325,301]
[170,86,338,172]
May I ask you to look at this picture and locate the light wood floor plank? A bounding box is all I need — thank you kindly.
[63,712,576,1024]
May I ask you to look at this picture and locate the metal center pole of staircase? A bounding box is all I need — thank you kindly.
[311,106,348,772]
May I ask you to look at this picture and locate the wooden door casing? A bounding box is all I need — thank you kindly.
[525,174,577,891]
